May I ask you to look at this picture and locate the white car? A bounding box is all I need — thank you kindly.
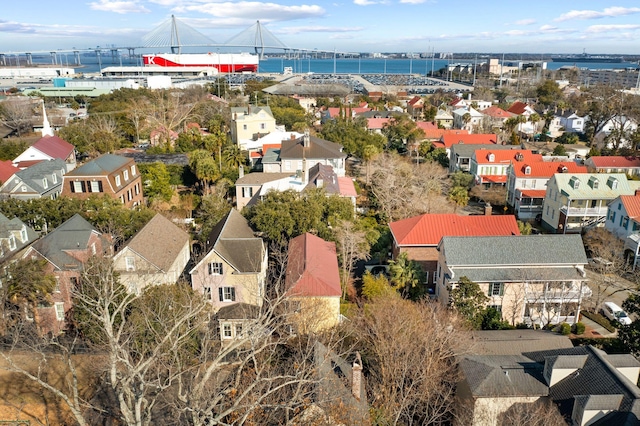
[601,301,632,326]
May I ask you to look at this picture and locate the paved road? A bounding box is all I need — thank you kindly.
[584,269,638,315]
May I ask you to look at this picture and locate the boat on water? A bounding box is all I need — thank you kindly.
[550,51,625,63]
[142,53,259,73]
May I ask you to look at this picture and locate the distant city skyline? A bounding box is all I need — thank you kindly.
[1,1,640,54]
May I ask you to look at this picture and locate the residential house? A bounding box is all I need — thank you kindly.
[407,96,424,119]
[558,110,586,134]
[13,135,76,171]
[262,131,346,177]
[417,122,467,142]
[243,130,302,158]
[149,127,179,148]
[366,117,391,134]
[189,209,267,310]
[236,163,356,210]
[584,156,640,176]
[450,97,492,111]
[541,173,639,233]
[434,109,454,129]
[61,154,143,208]
[605,194,640,270]
[322,105,371,122]
[595,115,638,149]
[0,213,38,264]
[481,106,513,130]
[285,233,342,333]
[22,214,112,335]
[290,95,316,112]
[433,133,498,157]
[449,144,522,173]
[436,234,591,327]
[470,149,542,187]
[507,101,538,136]
[112,213,190,294]
[0,160,19,185]
[453,106,484,131]
[215,302,260,342]
[506,160,587,220]
[0,158,66,200]
[457,331,640,426]
[230,106,277,145]
[389,213,520,294]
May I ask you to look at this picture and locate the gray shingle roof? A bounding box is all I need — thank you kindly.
[11,158,65,194]
[279,135,345,161]
[460,355,548,397]
[452,266,585,283]
[236,172,292,186]
[0,213,38,262]
[470,330,573,356]
[450,143,521,159]
[440,234,588,266]
[67,154,132,176]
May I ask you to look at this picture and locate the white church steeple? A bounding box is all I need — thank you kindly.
[41,100,54,137]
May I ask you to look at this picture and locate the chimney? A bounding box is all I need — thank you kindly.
[485,202,492,216]
[290,133,296,140]
[303,129,310,148]
[238,165,244,178]
[352,352,363,401]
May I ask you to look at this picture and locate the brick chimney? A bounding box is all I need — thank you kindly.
[352,352,363,401]
[485,202,492,216]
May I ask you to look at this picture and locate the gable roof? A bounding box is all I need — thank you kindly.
[440,234,588,267]
[482,106,513,119]
[0,160,19,184]
[279,135,345,160]
[470,330,574,356]
[29,214,102,270]
[390,213,520,247]
[460,355,548,397]
[507,101,531,115]
[31,135,74,160]
[285,233,341,297]
[619,194,640,220]
[6,158,66,195]
[438,133,498,149]
[199,209,264,274]
[366,117,391,130]
[551,173,635,199]
[587,156,640,169]
[0,213,38,262]
[118,213,189,272]
[67,154,132,177]
[451,144,521,159]
[512,160,587,177]
[407,96,423,107]
[473,149,542,165]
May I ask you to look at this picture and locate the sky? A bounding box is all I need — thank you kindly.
[1,1,640,55]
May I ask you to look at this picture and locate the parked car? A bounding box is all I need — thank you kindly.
[588,257,613,270]
[601,301,632,326]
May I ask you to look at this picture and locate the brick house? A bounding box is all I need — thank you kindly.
[61,154,143,208]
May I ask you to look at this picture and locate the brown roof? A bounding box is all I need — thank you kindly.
[236,172,292,186]
[279,135,345,161]
[123,213,189,272]
[285,233,341,297]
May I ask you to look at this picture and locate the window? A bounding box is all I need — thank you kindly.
[52,173,57,184]
[21,186,26,192]
[55,302,65,321]
[633,222,640,232]
[489,304,502,313]
[123,170,129,181]
[242,187,253,198]
[70,277,79,289]
[260,123,266,130]
[284,160,291,171]
[612,211,617,223]
[618,203,622,210]
[42,178,48,189]
[235,323,243,337]
[20,226,27,242]
[131,165,136,176]
[203,287,212,300]
[243,124,248,130]
[72,181,84,193]
[8,235,16,251]
[208,262,223,275]
[524,166,531,175]
[125,256,135,271]
[54,277,60,292]
[623,217,630,229]
[115,175,121,187]
[219,286,236,302]
[134,183,140,195]
[531,180,536,189]
[488,282,504,296]
[90,181,102,193]
[91,243,96,255]
[222,323,232,339]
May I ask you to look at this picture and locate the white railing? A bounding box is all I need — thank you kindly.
[560,206,608,216]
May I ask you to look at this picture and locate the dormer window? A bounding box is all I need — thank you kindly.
[115,175,121,187]
[570,176,581,189]
[52,173,57,184]
[131,165,136,176]
[123,170,129,181]
[8,235,16,251]
[524,165,531,175]
[607,176,619,189]
[20,226,27,243]
[42,178,48,189]
[589,176,599,189]
[488,153,495,162]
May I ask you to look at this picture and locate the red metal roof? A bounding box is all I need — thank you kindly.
[14,160,44,169]
[390,214,520,246]
[512,161,587,177]
[285,233,342,297]
[620,194,640,219]
[588,156,640,169]
[474,150,542,165]
[367,117,391,130]
[337,176,357,197]
[519,189,547,198]
[440,133,498,148]
[32,135,74,160]
[507,101,528,115]
[0,160,19,183]
[482,106,513,118]
[482,175,508,184]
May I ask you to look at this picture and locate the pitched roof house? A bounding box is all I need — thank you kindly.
[436,235,590,327]
[0,160,19,185]
[61,154,143,208]
[285,232,342,333]
[390,213,520,293]
[471,149,542,186]
[0,158,66,200]
[0,213,38,264]
[433,133,498,156]
[23,214,112,335]
[13,135,76,171]
[605,194,640,270]
[449,143,522,173]
[584,156,640,176]
[541,173,640,233]
[230,106,278,145]
[189,209,267,310]
[113,214,191,294]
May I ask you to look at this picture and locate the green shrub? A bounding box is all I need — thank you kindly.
[559,322,571,335]
[515,323,530,329]
[572,322,586,335]
[581,311,617,333]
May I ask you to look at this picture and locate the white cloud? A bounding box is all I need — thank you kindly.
[399,0,430,4]
[276,26,363,35]
[89,0,150,14]
[353,0,379,5]
[586,24,640,33]
[514,19,536,25]
[183,2,325,21]
[555,6,640,22]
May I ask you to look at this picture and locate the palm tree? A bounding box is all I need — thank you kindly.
[361,144,380,185]
[462,112,472,130]
[388,252,425,300]
[222,144,246,169]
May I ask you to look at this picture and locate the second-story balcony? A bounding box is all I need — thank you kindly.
[560,205,608,217]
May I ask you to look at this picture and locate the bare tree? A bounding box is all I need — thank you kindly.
[0,98,34,136]
[335,220,370,300]
[146,89,204,149]
[497,399,566,426]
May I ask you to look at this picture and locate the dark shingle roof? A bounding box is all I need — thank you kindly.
[236,172,292,186]
[279,135,345,161]
[216,302,260,320]
[460,355,548,397]
[440,234,588,266]
[470,330,573,356]
[451,266,585,283]
[67,154,131,177]
[12,158,65,194]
